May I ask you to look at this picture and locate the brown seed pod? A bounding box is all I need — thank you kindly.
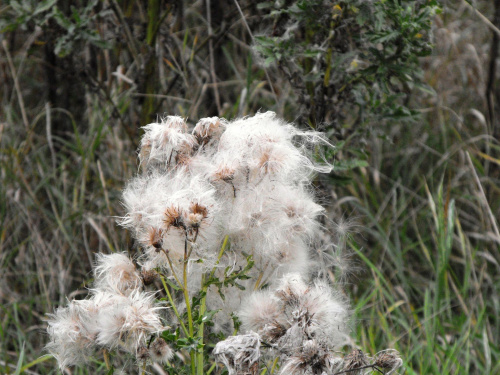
[136,346,150,361]
[164,205,185,230]
[343,349,369,374]
[141,269,158,286]
[148,228,164,250]
[373,351,403,373]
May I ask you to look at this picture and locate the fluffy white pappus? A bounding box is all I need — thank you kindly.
[272,238,311,276]
[213,332,261,375]
[216,112,333,183]
[278,340,341,375]
[275,273,310,302]
[299,279,349,348]
[95,290,164,352]
[121,170,222,258]
[149,337,174,363]
[192,117,226,148]
[238,291,283,333]
[223,182,322,267]
[93,252,141,295]
[139,116,197,169]
[273,186,324,238]
[46,299,98,369]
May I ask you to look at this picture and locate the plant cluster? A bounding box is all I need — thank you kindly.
[46,113,401,374]
[254,0,439,133]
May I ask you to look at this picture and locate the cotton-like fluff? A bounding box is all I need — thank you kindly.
[149,337,174,364]
[139,116,197,171]
[278,340,342,375]
[226,184,323,262]
[121,112,336,334]
[213,332,261,375]
[120,169,222,268]
[214,112,329,185]
[192,117,226,149]
[93,253,141,295]
[95,290,164,352]
[46,299,98,369]
[239,292,285,338]
[239,273,349,352]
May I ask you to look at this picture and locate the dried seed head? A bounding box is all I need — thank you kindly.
[214,332,261,375]
[275,273,309,303]
[186,203,208,228]
[190,202,208,218]
[163,206,184,230]
[373,350,403,373]
[261,320,287,343]
[136,346,150,361]
[149,337,173,363]
[193,117,223,145]
[302,339,320,361]
[141,269,157,286]
[93,253,142,295]
[175,152,191,166]
[148,228,164,250]
[163,116,187,132]
[213,166,235,182]
[343,349,369,374]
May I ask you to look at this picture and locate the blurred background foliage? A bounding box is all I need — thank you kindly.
[0,0,499,374]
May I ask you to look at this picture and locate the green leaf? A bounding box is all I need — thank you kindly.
[163,277,181,291]
[34,0,58,15]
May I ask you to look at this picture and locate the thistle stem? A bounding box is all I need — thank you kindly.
[196,236,229,375]
[160,274,189,337]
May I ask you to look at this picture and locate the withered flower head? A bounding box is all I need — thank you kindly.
[148,228,164,250]
[163,116,187,132]
[261,320,288,343]
[149,337,173,363]
[213,166,235,182]
[343,349,369,374]
[186,203,209,229]
[163,206,184,230]
[373,350,403,374]
[193,117,222,145]
[136,346,150,362]
[141,269,158,286]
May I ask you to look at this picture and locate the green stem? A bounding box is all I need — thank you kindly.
[183,256,194,336]
[196,236,229,375]
[196,274,206,375]
[206,361,217,375]
[270,356,279,374]
[160,274,189,337]
[182,240,195,375]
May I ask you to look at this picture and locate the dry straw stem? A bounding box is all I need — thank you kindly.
[465,151,500,244]
[233,0,279,105]
[462,0,500,37]
[2,40,29,129]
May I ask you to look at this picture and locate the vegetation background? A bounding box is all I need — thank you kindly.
[0,0,499,374]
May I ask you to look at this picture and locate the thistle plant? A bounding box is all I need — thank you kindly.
[46,112,402,375]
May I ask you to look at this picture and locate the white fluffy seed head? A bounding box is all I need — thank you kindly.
[119,112,341,338]
[275,273,310,302]
[95,290,164,352]
[46,299,98,369]
[213,332,261,375]
[139,116,196,170]
[193,117,225,147]
[149,337,174,363]
[239,292,282,333]
[93,253,141,295]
